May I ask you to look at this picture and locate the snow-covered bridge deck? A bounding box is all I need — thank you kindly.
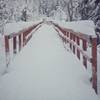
[0,24,99,100]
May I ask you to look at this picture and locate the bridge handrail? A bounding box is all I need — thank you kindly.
[4,21,43,67]
[53,22,97,93]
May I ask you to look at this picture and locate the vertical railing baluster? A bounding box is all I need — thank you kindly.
[76,36,80,59]
[91,37,97,93]
[19,34,21,51]
[5,35,10,67]
[13,36,17,54]
[82,39,87,68]
[70,33,72,50]
[73,34,75,54]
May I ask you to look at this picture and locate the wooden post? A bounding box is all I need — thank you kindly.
[91,37,97,93]
[13,36,17,54]
[5,36,9,53]
[19,34,21,51]
[70,33,72,50]
[76,36,80,59]
[4,35,10,67]
[73,34,75,54]
[76,36,80,45]
[66,32,69,43]
[23,32,25,47]
[67,32,69,37]
[82,39,87,68]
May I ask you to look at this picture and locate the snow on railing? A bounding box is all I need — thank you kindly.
[4,22,43,67]
[53,22,98,94]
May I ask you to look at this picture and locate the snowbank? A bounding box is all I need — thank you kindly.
[53,20,96,35]
[4,20,42,35]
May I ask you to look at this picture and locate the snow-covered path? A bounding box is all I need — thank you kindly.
[0,24,99,100]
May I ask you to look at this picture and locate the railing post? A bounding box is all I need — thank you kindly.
[67,32,69,37]
[70,33,72,50]
[76,36,80,59]
[13,36,17,54]
[19,34,21,51]
[73,34,75,54]
[23,32,25,47]
[4,35,10,67]
[82,39,87,68]
[91,37,97,93]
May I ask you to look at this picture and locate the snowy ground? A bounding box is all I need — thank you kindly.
[0,20,42,76]
[0,24,99,100]
[52,19,100,95]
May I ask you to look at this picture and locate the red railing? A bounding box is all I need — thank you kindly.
[4,22,42,67]
[53,23,97,93]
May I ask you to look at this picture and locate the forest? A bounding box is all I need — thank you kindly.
[0,0,100,34]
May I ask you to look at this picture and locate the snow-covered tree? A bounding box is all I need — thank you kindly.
[78,0,100,32]
[0,0,11,34]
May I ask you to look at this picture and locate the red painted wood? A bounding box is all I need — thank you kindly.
[73,34,76,42]
[5,36,9,53]
[70,33,72,49]
[82,39,87,68]
[91,37,97,93]
[19,34,21,51]
[83,39,87,51]
[23,33,25,46]
[73,34,76,54]
[73,45,75,54]
[76,36,80,45]
[4,36,10,67]
[76,36,80,59]
[67,32,69,37]
[13,36,17,54]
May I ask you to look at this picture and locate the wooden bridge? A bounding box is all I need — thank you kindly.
[3,21,98,94]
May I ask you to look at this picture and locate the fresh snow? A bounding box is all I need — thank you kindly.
[0,21,42,76]
[0,24,99,100]
[4,20,42,35]
[53,20,96,35]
